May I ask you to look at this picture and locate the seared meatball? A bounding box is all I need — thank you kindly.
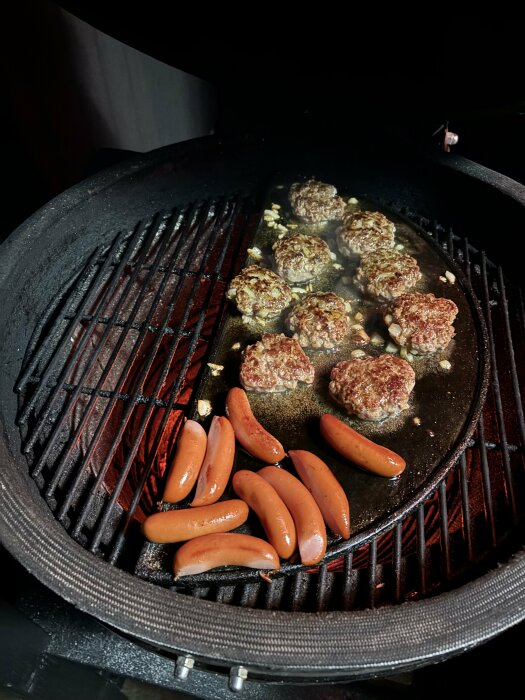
[329,354,415,421]
[337,211,395,257]
[240,333,315,392]
[385,292,458,353]
[226,265,292,323]
[289,179,346,223]
[286,292,351,349]
[274,234,331,283]
[355,250,421,302]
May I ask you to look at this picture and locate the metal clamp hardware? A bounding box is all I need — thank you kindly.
[175,654,194,681]
[229,665,248,692]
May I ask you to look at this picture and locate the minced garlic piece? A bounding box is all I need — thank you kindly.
[445,271,456,284]
[247,247,263,259]
[439,360,452,370]
[197,400,212,417]
[370,332,385,346]
[207,363,224,376]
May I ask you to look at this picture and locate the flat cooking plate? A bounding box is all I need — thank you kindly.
[157,179,489,586]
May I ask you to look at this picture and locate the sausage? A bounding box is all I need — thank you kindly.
[288,450,350,539]
[162,420,207,503]
[143,500,248,544]
[190,416,236,506]
[320,413,406,478]
[225,387,285,463]
[173,533,280,577]
[258,466,326,566]
[232,470,296,558]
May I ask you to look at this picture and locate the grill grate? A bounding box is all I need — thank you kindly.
[15,193,525,613]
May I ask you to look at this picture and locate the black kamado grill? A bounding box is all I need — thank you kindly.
[1,136,525,691]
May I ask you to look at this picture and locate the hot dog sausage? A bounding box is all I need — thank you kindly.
[232,469,296,558]
[320,413,406,478]
[191,416,235,506]
[173,533,280,577]
[143,500,248,544]
[162,420,207,503]
[288,450,350,539]
[258,466,326,566]
[225,387,285,463]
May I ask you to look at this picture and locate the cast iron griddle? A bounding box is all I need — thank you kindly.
[141,180,489,587]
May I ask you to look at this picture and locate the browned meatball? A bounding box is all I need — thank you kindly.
[273,233,332,284]
[286,292,351,349]
[329,354,415,421]
[337,211,396,257]
[355,250,421,302]
[240,333,315,392]
[385,292,458,353]
[289,179,346,223]
[226,265,292,323]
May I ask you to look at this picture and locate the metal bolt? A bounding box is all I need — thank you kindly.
[443,129,459,152]
[229,665,248,692]
[175,655,194,681]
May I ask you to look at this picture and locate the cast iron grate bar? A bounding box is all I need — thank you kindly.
[315,565,329,612]
[58,316,202,336]
[458,453,473,562]
[480,254,518,524]
[367,539,378,608]
[50,383,187,408]
[497,268,525,450]
[342,553,354,610]
[438,480,450,580]
[393,522,403,603]
[416,504,427,595]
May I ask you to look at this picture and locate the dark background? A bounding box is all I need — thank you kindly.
[1,3,524,238]
[1,3,524,698]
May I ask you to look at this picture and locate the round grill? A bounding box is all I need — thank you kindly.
[1,138,524,679]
